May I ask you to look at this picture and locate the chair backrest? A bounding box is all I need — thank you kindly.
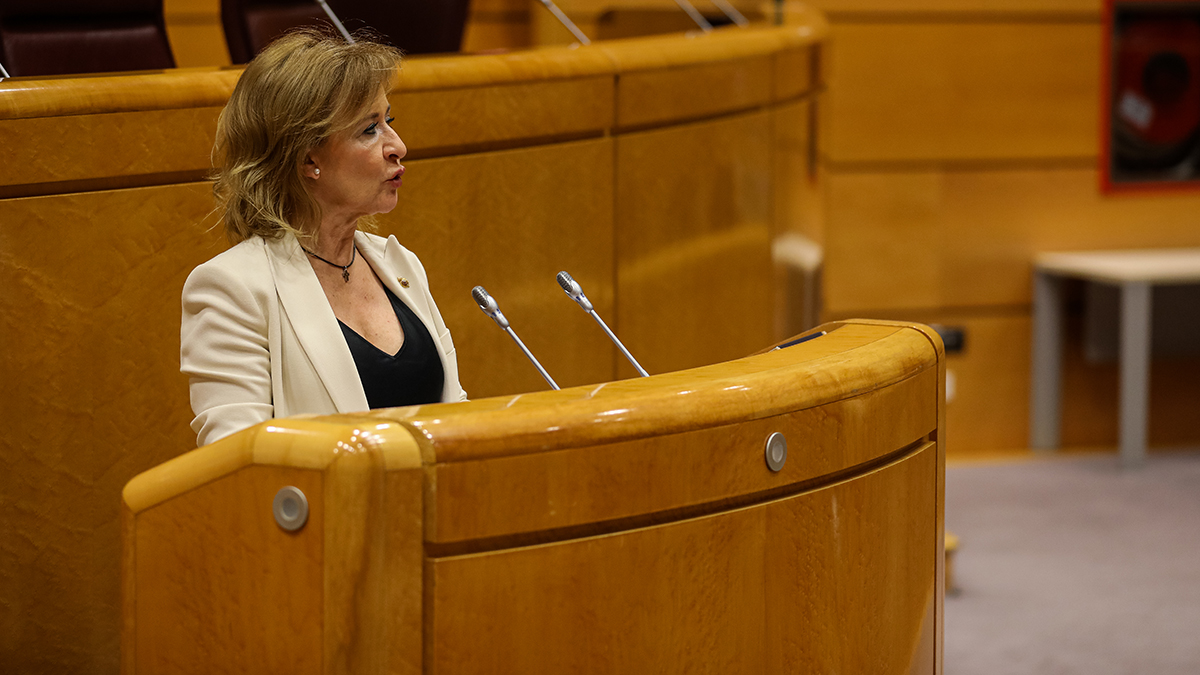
[221,0,471,64]
[221,0,324,65]
[0,0,174,77]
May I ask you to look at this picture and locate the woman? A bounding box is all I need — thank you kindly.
[181,29,466,447]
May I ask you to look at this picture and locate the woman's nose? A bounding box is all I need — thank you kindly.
[387,128,407,160]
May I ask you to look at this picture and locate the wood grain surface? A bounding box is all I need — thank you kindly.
[388,138,617,398]
[2,24,825,674]
[131,465,327,673]
[811,2,1200,456]
[824,167,1200,314]
[123,421,425,674]
[426,448,939,674]
[425,371,935,543]
[763,443,938,673]
[823,21,1099,164]
[615,110,774,377]
[803,0,1097,16]
[121,320,943,673]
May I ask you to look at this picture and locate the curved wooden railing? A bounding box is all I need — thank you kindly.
[122,319,945,674]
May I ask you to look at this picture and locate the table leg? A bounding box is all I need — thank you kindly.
[1119,281,1151,467]
[1030,271,1064,451]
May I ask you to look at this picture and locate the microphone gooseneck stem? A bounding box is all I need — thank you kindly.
[0,60,10,80]
[537,0,592,45]
[710,0,749,27]
[588,311,649,378]
[557,270,649,378]
[315,0,355,43]
[504,327,560,390]
[472,285,560,391]
[673,0,713,31]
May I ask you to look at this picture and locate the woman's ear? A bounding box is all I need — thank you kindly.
[303,154,320,180]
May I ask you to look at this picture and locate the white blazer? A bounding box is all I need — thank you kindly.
[181,230,467,447]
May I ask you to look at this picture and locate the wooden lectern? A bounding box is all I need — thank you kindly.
[121,320,945,674]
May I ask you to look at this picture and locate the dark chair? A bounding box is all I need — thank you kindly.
[0,0,174,77]
[221,0,471,64]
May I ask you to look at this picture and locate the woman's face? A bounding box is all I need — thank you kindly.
[306,89,406,228]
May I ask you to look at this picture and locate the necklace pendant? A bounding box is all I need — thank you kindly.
[342,268,350,283]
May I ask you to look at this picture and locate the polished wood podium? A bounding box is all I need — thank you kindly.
[121,320,945,674]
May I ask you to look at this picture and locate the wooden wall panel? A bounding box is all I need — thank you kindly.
[773,40,816,102]
[601,28,812,130]
[0,108,220,193]
[462,0,533,54]
[773,100,821,243]
[824,21,1100,163]
[804,0,1098,14]
[533,0,764,45]
[824,167,1200,315]
[396,74,614,157]
[0,70,238,120]
[772,98,823,338]
[824,170,942,313]
[823,162,1200,455]
[461,21,531,54]
[612,55,773,130]
[0,183,224,675]
[813,2,1200,454]
[386,138,617,398]
[616,111,774,377]
[824,310,1200,455]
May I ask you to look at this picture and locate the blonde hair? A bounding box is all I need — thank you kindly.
[212,28,402,244]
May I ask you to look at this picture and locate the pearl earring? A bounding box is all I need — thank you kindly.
[314,168,320,177]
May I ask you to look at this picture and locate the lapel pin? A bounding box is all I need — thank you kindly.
[399,277,410,288]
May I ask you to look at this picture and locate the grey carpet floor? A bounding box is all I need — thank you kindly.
[945,451,1200,675]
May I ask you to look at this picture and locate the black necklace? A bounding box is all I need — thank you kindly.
[305,245,356,282]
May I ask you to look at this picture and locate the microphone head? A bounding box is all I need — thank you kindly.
[556,271,577,294]
[471,285,509,328]
[556,270,592,311]
[471,285,492,309]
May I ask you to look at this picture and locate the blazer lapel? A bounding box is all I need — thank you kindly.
[357,232,439,337]
[265,234,369,414]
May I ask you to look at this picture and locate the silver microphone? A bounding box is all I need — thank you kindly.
[472,285,509,328]
[673,0,713,32]
[314,0,356,43]
[471,285,560,390]
[0,60,10,80]
[534,0,592,45]
[709,0,749,27]
[556,271,649,377]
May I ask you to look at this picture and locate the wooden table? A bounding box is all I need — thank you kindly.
[1030,248,1200,466]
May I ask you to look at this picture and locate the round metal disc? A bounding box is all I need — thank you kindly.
[273,486,309,532]
[765,432,787,472]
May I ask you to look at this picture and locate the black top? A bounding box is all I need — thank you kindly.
[338,286,445,409]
